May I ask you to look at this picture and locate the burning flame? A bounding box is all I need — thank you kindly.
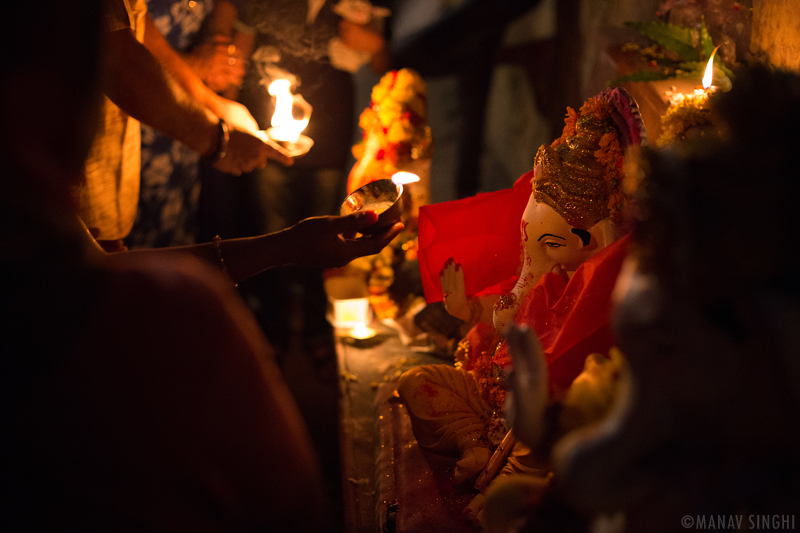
[351,322,376,340]
[268,79,311,142]
[391,171,420,185]
[702,45,720,90]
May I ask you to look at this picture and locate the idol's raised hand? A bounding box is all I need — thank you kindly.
[440,258,470,322]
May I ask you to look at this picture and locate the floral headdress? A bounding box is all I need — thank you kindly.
[533,87,646,228]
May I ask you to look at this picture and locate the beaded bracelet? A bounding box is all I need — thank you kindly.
[467,295,482,325]
[203,119,229,164]
[212,235,237,286]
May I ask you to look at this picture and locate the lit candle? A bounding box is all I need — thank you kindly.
[268,79,309,142]
[350,322,377,340]
[658,48,722,147]
[391,171,420,185]
[332,297,371,328]
[258,79,314,157]
[702,45,720,92]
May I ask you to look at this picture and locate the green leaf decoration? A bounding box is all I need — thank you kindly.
[610,71,675,85]
[718,63,734,79]
[700,20,715,60]
[678,61,706,72]
[699,19,732,78]
[626,21,699,62]
[677,61,733,86]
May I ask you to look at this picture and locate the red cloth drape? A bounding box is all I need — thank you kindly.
[492,233,631,394]
[417,171,533,302]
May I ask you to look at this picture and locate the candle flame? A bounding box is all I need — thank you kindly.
[268,79,311,142]
[702,45,720,90]
[391,171,420,185]
[351,322,376,340]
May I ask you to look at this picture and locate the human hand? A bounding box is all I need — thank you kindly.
[338,19,385,54]
[284,211,403,268]
[213,128,293,175]
[212,98,260,133]
[209,98,294,172]
[184,36,245,93]
[440,258,471,322]
[88,227,128,253]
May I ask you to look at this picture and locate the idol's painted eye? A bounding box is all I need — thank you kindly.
[538,233,566,248]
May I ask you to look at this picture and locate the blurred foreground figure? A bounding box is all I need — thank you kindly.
[0,1,327,530]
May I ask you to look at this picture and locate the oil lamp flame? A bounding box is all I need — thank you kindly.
[391,171,420,185]
[350,322,377,340]
[268,79,310,143]
[702,45,720,90]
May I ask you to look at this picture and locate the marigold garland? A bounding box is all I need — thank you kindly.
[351,68,431,177]
[463,333,506,414]
[658,90,714,147]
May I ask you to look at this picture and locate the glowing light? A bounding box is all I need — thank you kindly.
[268,79,311,142]
[350,322,377,340]
[391,171,420,185]
[702,46,720,90]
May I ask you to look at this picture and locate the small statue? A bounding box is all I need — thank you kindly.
[398,88,646,499]
[438,87,645,334]
[502,67,800,531]
[347,68,432,194]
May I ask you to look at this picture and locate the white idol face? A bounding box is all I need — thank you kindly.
[520,196,595,283]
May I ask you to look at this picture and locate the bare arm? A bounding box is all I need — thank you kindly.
[103,26,219,156]
[200,0,238,39]
[338,19,390,74]
[222,30,255,101]
[143,13,254,132]
[104,25,289,174]
[171,2,248,99]
[113,212,404,284]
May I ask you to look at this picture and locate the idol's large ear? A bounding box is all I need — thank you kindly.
[599,87,648,150]
[587,218,618,252]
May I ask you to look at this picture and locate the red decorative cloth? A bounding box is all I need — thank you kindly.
[417,172,534,303]
[492,233,632,395]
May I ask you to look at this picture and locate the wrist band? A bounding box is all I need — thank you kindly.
[212,235,237,286]
[204,118,229,163]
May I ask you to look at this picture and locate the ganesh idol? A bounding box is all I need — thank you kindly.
[397,87,647,492]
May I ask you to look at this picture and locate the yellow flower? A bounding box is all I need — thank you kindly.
[657,93,712,147]
[389,84,415,104]
[353,68,430,169]
[595,132,622,168]
[378,100,402,128]
[387,120,414,144]
[358,108,378,131]
[560,107,579,141]
[371,79,390,104]
[393,69,412,85]
[580,97,611,122]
